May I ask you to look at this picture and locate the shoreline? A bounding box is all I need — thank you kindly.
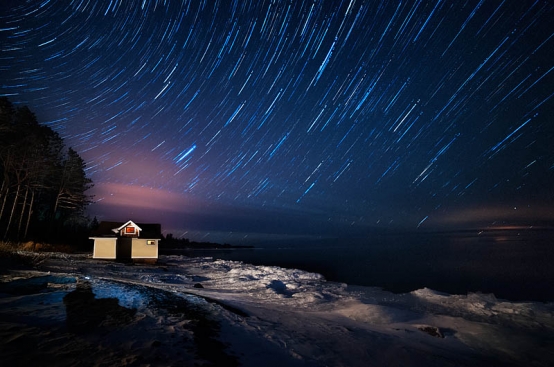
[1,252,553,366]
[160,238,554,304]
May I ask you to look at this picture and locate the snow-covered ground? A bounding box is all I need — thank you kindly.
[1,253,553,366]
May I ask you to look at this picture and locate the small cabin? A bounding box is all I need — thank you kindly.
[89,220,161,263]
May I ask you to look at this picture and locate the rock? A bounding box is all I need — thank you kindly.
[416,325,444,338]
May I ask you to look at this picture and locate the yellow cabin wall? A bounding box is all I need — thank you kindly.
[131,238,158,259]
[92,238,117,259]
[91,236,158,260]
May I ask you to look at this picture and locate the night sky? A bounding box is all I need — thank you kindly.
[2,1,553,243]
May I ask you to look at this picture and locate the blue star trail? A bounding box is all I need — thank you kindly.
[1,0,553,241]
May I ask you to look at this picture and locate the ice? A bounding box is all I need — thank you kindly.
[2,252,553,366]
[84,278,149,310]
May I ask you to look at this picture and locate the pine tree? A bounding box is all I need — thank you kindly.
[0,98,94,242]
[53,147,94,219]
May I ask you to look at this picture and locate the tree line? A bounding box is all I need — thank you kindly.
[0,97,93,245]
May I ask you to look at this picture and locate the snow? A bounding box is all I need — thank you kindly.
[1,252,553,366]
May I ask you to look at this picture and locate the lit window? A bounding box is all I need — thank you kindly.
[125,227,135,234]
[147,240,156,245]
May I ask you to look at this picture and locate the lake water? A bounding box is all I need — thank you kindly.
[163,229,554,302]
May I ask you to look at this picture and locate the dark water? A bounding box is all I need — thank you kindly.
[164,230,554,302]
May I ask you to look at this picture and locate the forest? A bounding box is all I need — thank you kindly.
[0,97,93,246]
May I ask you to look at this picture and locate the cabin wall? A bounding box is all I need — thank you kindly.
[92,238,117,259]
[131,238,158,259]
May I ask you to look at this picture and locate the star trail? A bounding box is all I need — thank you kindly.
[1,0,553,243]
